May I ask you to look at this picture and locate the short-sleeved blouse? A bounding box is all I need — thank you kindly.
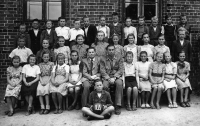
[91,42,108,57]
[165,62,177,74]
[52,64,69,76]
[150,62,165,74]
[139,44,154,62]
[135,61,151,77]
[7,66,22,84]
[38,62,54,77]
[124,62,136,77]
[22,64,41,77]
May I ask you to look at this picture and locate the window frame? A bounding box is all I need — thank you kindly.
[23,0,64,21]
[122,0,162,24]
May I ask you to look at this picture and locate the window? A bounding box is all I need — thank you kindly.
[25,0,62,21]
[124,0,161,22]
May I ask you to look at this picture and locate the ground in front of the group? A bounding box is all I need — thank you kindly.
[0,94,200,126]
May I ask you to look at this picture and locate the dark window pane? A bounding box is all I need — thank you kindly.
[125,0,138,2]
[144,5,155,20]
[46,2,61,20]
[144,0,155,3]
[27,1,42,20]
[125,3,138,20]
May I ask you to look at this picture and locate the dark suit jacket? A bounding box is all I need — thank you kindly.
[28,29,42,54]
[81,56,101,82]
[40,29,57,49]
[172,39,192,62]
[82,25,97,46]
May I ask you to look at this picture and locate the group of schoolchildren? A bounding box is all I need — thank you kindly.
[4,12,192,121]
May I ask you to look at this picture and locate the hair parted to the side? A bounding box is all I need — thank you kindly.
[11,55,21,66]
[125,51,134,62]
[27,54,37,64]
[138,51,148,61]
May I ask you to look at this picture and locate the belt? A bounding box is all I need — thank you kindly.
[152,73,162,77]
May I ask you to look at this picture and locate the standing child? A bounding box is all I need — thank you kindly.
[37,52,54,114]
[136,51,151,109]
[176,51,192,107]
[69,19,84,48]
[149,16,163,46]
[162,14,176,51]
[68,50,83,110]
[108,12,123,45]
[124,33,138,63]
[149,52,165,109]
[163,52,178,108]
[55,17,70,46]
[138,33,154,62]
[36,39,56,64]
[123,17,137,45]
[96,16,110,43]
[28,19,42,54]
[50,53,69,114]
[112,34,124,58]
[9,37,33,66]
[176,14,191,41]
[82,80,114,121]
[40,20,57,50]
[54,36,70,65]
[154,35,170,60]
[136,16,149,45]
[4,56,22,116]
[124,51,139,111]
[91,31,109,57]
[71,34,89,61]
[14,24,31,49]
[22,54,40,115]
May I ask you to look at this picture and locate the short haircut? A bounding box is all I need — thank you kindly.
[138,16,145,20]
[46,20,53,24]
[11,55,21,66]
[112,12,118,16]
[76,34,85,41]
[127,33,135,39]
[18,36,26,42]
[178,50,186,56]
[151,16,158,22]
[87,47,96,52]
[141,33,149,39]
[125,17,132,21]
[138,51,148,61]
[106,44,115,50]
[99,15,106,20]
[19,23,26,28]
[27,54,37,64]
[57,36,65,41]
[74,18,81,23]
[158,34,165,39]
[94,79,103,86]
[178,27,187,33]
[32,18,39,23]
[58,17,66,21]
[165,14,172,20]
[179,13,186,19]
[125,51,134,62]
[83,15,89,20]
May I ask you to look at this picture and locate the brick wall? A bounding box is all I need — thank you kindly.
[1,0,200,100]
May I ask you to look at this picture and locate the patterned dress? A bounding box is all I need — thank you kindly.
[136,61,151,92]
[4,66,22,99]
[124,44,138,64]
[175,61,192,90]
[50,64,69,96]
[139,44,154,62]
[114,44,124,58]
[37,62,54,96]
[163,62,177,91]
[54,46,70,65]
[91,42,108,57]
[149,62,165,88]
[68,61,83,87]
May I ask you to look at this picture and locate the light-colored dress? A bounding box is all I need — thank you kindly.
[149,62,165,88]
[5,66,22,99]
[175,61,192,90]
[91,42,108,57]
[154,45,170,55]
[163,62,177,91]
[54,46,70,65]
[68,61,82,87]
[114,44,124,58]
[37,62,54,96]
[136,61,151,92]
[124,44,138,63]
[139,44,154,62]
[50,64,69,96]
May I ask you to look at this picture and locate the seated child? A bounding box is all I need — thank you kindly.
[4,56,22,116]
[149,52,165,109]
[37,52,54,114]
[68,50,83,110]
[50,53,69,114]
[9,37,33,66]
[176,51,192,107]
[82,80,114,121]
[123,51,139,111]
[22,54,40,116]
[136,51,152,108]
[163,52,178,108]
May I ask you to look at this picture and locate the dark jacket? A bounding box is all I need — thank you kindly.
[28,29,42,54]
[82,24,97,46]
[40,29,57,49]
[172,39,192,62]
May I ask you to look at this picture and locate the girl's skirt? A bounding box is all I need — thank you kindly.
[163,79,177,91]
[125,76,138,89]
[4,84,21,99]
[175,78,192,90]
[139,79,151,92]
[21,77,38,97]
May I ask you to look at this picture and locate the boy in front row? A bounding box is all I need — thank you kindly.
[82,80,114,121]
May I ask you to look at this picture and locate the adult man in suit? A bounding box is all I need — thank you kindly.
[82,16,97,46]
[28,18,42,54]
[81,47,101,107]
[172,28,192,62]
[100,44,124,115]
